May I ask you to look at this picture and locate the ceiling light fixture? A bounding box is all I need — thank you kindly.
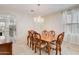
[34,4,44,23]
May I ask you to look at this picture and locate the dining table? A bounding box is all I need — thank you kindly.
[41,34,57,55]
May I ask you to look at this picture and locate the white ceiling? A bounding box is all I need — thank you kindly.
[0,4,77,16]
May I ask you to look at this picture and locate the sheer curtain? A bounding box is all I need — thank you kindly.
[63,8,79,45]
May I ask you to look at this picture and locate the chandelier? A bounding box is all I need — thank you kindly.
[34,4,44,23]
[34,16,44,23]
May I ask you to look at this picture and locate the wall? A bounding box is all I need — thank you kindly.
[44,12,64,35]
[0,9,45,41]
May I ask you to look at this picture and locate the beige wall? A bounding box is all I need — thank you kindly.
[0,9,45,41]
[44,12,64,35]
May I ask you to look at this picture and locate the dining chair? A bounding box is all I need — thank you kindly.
[49,31,56,44]
[34,32,47,55]
[32,31,38,50]
[56,32,64,55]
[27,30,34,48]
[48,31,55,39]
[42,30,48,36]
[50,32,64,55]
[27,31,30,46]
[41,30,48,44]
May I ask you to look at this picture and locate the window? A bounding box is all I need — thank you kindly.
[63,8,79,45]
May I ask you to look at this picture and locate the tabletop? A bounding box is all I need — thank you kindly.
[41,34,57,42]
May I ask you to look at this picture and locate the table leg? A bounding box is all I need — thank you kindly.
[47,42,51,55]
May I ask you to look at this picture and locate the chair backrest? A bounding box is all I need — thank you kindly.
[56,32,64,45]
[28,30,36,40]
[32,31,42,44]
[42,30,48,36]
[49,31,55,37]
[29,31,33,38]
[33,31,41,40]
[28,30,36,37]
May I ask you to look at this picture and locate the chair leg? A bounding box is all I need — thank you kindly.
[56,49,57,55]
[27,40,28,46]
[56,46,61,55]
[39,48,41,55]
[30,41,31,48]
[59,47,61,55]
[32,44,34,50]
[35,46,37,53]
[32,43,35,50]
[45,46,48,53]
[27,37,29,46]
[56,47,58,55]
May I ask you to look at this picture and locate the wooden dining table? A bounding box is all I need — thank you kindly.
[41,34,57,55]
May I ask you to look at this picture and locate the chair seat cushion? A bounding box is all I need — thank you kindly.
[41,43,47,47]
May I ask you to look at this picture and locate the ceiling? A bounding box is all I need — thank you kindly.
[0,4,77,16]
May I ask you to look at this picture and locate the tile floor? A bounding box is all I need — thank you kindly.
[12,39,79,55]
